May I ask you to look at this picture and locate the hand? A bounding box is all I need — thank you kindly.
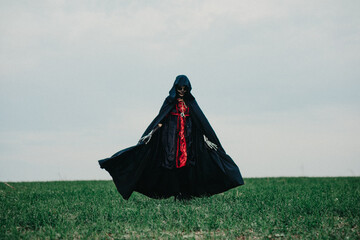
[138,124,162,145]
[138,130,153,144]
[203,135,218,151]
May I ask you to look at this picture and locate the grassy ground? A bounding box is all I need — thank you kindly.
[1,177,359,239]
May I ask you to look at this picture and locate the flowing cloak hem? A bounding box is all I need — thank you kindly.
[99,96,244,200]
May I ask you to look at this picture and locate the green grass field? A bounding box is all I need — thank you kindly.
[1,177,359,239]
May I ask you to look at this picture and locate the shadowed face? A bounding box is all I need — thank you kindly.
[176,85,187,97]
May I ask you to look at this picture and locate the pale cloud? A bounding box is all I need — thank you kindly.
[0,1,359,181]
[1,0,359,75]
[1,103,359,181]
[212,104,360,177]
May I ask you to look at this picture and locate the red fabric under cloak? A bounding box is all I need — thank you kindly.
[170,99,190,168]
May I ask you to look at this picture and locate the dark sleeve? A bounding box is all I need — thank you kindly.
[140,97,174,138]
[188,99,224,152]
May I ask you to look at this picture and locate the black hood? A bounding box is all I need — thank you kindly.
[168,75,194,100]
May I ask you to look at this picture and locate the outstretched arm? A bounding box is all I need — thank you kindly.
[138,123,163,144]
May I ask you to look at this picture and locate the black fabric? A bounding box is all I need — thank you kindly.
[98,75,244,200]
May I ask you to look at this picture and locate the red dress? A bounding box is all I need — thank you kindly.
[161,99,194,169]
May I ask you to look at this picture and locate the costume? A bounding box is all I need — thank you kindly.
[99,75,244,200]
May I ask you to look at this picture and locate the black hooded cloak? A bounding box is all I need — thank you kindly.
[99,75,244,200]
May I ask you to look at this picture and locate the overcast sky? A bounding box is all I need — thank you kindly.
[1,0,359,181]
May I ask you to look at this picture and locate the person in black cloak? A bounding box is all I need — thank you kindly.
[98,75,244,200]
